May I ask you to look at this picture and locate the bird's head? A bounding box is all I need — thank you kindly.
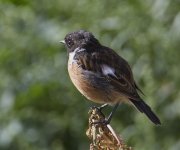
[61,30,100,53]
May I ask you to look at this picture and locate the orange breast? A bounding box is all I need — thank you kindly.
[68,59,107,103]
[68,59,127,104]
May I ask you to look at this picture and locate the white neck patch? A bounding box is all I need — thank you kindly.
[69,48,85,64]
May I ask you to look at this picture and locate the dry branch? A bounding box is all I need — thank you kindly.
[86,107,132,150]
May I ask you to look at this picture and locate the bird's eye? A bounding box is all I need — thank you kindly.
[67,39,74,48]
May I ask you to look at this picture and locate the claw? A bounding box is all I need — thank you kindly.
[92,118,110,125]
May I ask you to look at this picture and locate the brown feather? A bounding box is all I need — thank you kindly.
[75,46,141,101]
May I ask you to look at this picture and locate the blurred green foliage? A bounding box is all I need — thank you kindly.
[0,0,180,149]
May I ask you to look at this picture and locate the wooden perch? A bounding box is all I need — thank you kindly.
[86,107,132,150]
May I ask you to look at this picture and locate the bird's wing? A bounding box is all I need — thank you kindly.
[75,47,141,100]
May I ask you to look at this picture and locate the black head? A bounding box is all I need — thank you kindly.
[63,30,100,53]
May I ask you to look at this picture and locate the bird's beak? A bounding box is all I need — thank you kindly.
[59,40,65,44]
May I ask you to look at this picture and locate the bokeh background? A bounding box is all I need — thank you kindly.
[0,0,180,149]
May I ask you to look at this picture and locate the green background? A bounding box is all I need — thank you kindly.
[0,0,180,149]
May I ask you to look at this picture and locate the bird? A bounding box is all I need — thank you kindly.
[60,30,161,125]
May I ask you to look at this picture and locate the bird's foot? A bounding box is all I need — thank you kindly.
[98,103,108,111]
[92,118,110,125]
[89,106,109,125]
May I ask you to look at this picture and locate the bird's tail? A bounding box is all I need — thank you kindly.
[130,99,161,125]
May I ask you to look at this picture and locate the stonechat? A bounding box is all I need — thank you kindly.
[61,30,161,125]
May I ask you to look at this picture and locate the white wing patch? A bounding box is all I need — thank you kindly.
[101,64,116,77]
